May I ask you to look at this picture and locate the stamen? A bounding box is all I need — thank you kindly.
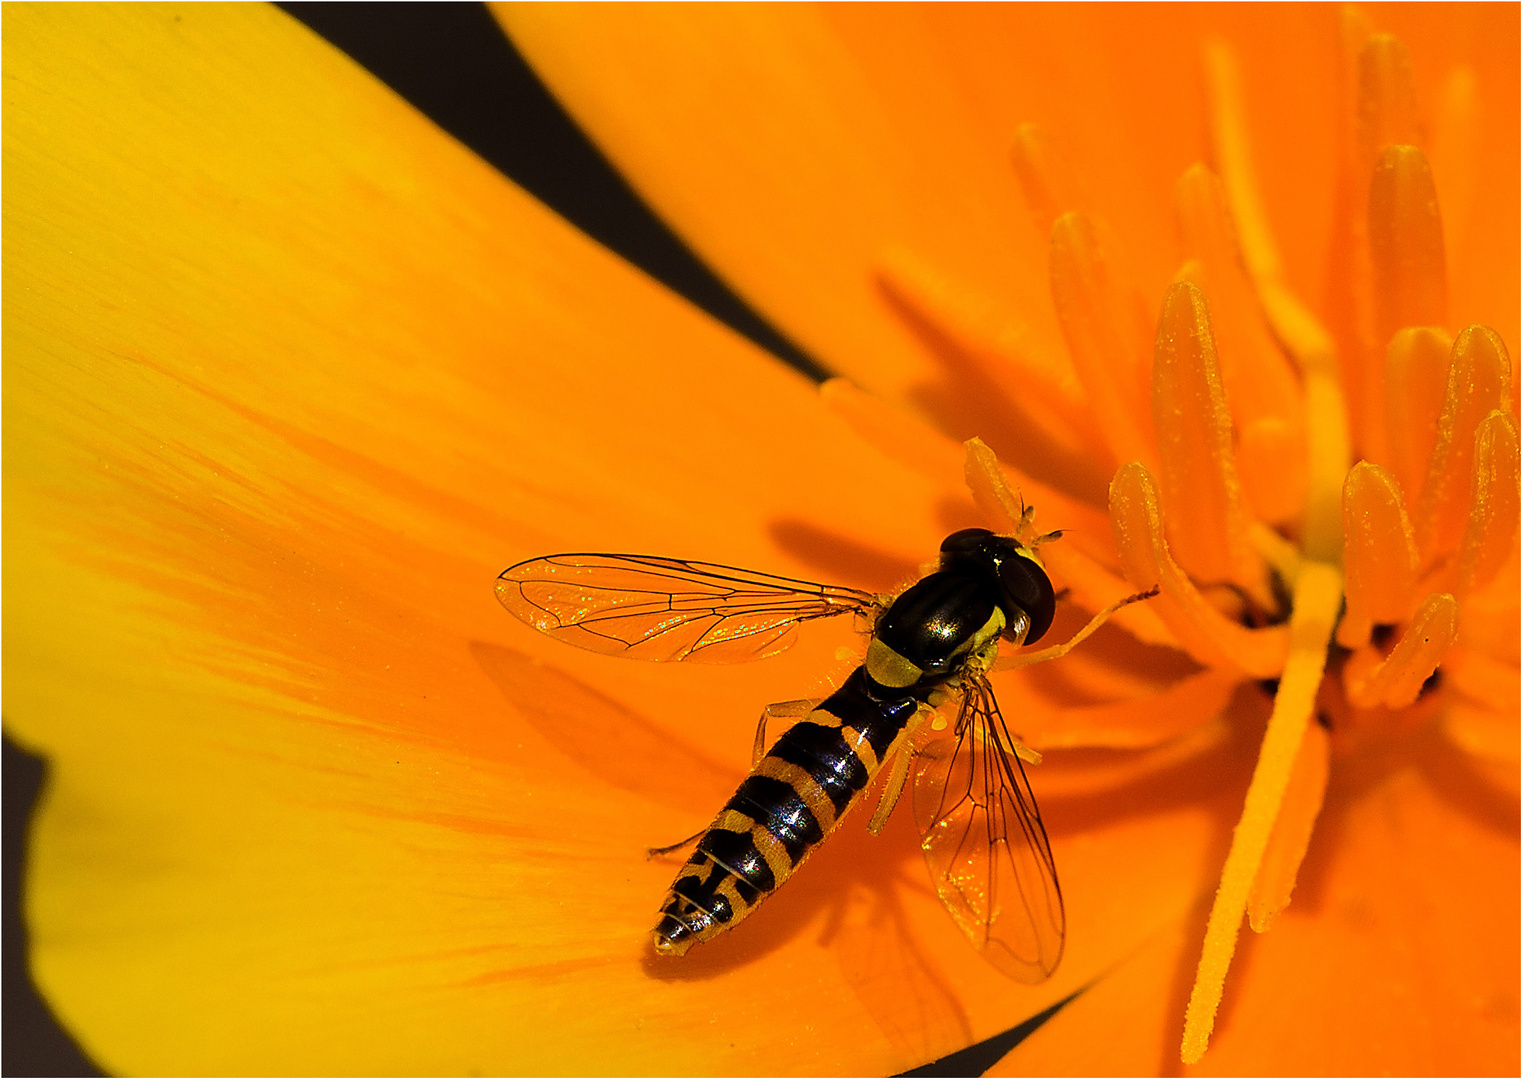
[1455,411,1521,601]
[1382,326,1454,500]
[1201,41,1280,285]
[1174,165,1305,524]
[966,439,1172,646]
[1049,212,1154,468]
[1011,122,1083,236]
[1204,40,1350,562]
[1351,35,1424,456]
[1414,325,1514,563]
[874,250,1108,490]
[1151,280,1260,598]
[1368,145,1447,354]
[1356,35,1421,178]
[1430,66,1480,253]
[1180,562,1342,1065]
[1247,719,1331,933]
[1337,462,1419,648]
[957,436,1113,556]
[1109,461,1288,677]
[1343,592,1459,709]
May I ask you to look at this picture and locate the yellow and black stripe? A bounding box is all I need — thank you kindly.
[653,667,920,954]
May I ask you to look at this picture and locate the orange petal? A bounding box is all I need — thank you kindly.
[1456,410,1522,600]
[1151,280,1257,591]
[1108,463,1287,677]
[1382,326,1455,499]
[1444,646,1521,718]
[1247,719,1331,932]
[821,377,965,486]
[1415,325,1515,563]
[1337,462,1420,648]
[1441,701,1522,769]
[1344,593,1461,710]
[1030,668,1242,751]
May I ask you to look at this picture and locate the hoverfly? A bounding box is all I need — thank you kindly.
[497,520,1152,983]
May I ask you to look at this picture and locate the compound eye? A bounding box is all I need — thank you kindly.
[999,555,1055,644]
[939,528,993,556]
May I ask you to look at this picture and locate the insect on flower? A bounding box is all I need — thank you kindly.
[497,512,1155,982]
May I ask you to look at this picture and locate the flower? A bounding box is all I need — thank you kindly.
[7,4,1517,1078]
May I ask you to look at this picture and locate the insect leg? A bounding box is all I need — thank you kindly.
[646,830,704,859]
[867,704,937,835]
[753,698,819,766]
[992,586,1161,673]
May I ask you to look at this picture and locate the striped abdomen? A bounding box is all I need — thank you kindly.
[653,667,920,955]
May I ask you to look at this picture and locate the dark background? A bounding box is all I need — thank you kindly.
[3,5,818,1076]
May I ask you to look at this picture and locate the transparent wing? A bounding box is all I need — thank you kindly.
[497,553,876,663]
[911,676,1065,982]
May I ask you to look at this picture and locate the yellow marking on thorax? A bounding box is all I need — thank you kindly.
[865,638,923,688]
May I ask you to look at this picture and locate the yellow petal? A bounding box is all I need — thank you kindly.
[4,5,952,1073]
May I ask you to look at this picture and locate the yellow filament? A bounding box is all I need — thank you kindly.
[1185,38,1358,1066]
[1180,561,1342,1065]
[1247,719,1331,933]
[1206,40,1350,563]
